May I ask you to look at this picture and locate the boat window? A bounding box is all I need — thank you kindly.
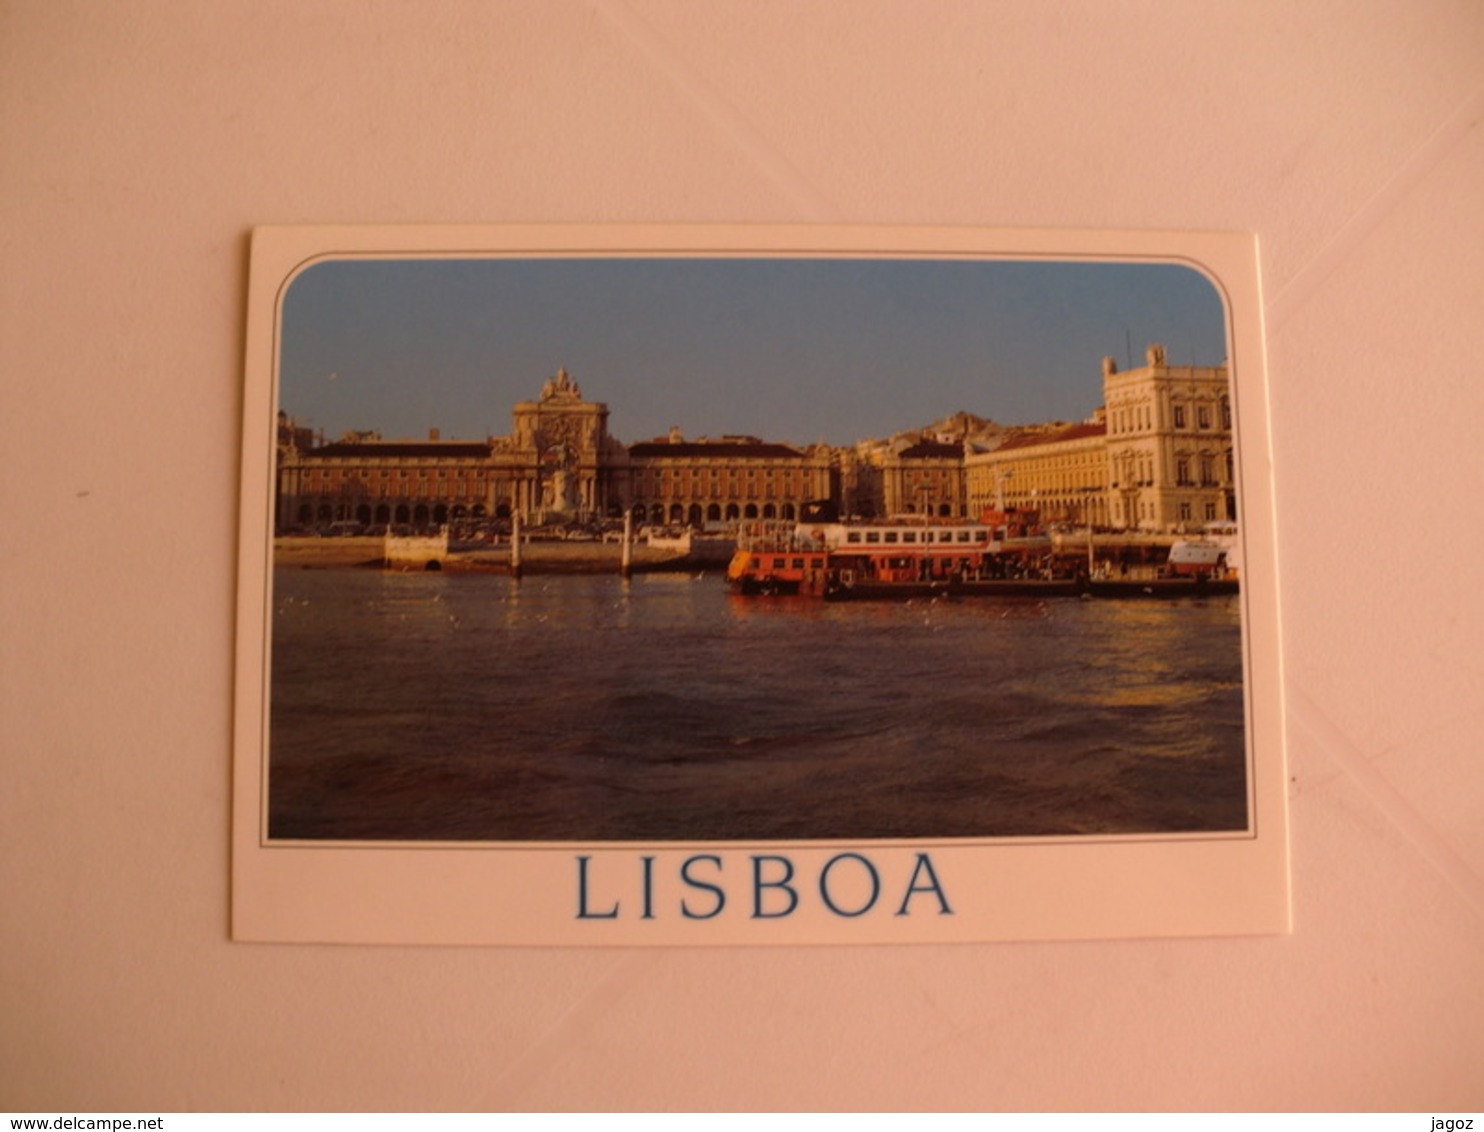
[957,531,971,543]
[772,558,786,569]
[791,558,803,569]
[847,532,862,544]
[884,532,898,544]
[903,532,917,543]
[865,532,880,543]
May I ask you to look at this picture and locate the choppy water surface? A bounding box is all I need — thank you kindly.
[268,568,1248,841]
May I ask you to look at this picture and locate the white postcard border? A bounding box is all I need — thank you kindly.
[233,224,1289,946]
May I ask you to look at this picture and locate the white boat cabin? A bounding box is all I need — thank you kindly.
[800,519,997,553]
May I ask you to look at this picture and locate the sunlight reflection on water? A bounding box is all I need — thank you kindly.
[269,568,1248,841]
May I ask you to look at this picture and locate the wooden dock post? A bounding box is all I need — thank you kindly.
[511,510,523,580]
[620,511,633,579]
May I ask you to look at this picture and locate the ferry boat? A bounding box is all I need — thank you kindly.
[724,521,831,596]
[728,516,1062,599]
[728,515,1239,601]
[809,517,998,599]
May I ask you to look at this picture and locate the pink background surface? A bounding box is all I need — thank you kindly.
[4,0,1481,1111]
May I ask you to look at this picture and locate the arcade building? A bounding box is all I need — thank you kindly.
[964,344,1236,531]
[276,347,1235,537]
[275,367,834,532]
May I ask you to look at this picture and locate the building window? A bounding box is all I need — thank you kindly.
[1174,406,1186,429]
[1198,406,1211,429]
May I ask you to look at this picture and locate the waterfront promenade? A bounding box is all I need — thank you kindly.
[273,535,698,574]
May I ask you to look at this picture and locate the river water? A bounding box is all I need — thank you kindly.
[268,568,1249,841]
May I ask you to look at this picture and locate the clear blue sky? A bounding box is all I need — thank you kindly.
[279,256,1228,447]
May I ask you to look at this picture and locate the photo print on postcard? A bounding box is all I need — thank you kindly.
[234,225,1289,946]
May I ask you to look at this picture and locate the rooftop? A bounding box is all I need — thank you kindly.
[627,441,806,459]
[992,422,1108,453]
[896,440,963,460]
[309,441,491,459]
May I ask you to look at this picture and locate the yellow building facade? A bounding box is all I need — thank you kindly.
[839,440,969,519]
[1102,345,1235,531]
[964,344,1234,533]
[964,422,1110,526]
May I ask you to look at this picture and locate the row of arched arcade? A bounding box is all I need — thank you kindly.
[293,501,519,528]
[630,500,799,526]
[290,498,816,532]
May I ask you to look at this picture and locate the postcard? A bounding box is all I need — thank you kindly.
[233,224,1289,944]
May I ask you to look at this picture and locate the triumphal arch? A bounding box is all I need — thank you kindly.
[504,367,625,523]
